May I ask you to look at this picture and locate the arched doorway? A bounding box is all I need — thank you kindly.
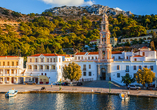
[101,68,106,80]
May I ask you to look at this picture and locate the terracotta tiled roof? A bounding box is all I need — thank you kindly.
[112,51,123,54]
[75,52,86,55]
[133,55,143,57]
[30,53,59,57]
[88,52,99,55]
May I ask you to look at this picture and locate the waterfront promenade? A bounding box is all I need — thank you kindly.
[0,84,157,98]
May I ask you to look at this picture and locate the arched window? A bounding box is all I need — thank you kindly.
[45,73,47,76]
[127,56,128,59]
[142,52,145,56]
[135,58,137,61]
[41,73,43,75]
[92,57,94,60]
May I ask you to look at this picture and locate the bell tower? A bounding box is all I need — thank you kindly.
[98,14,113,63]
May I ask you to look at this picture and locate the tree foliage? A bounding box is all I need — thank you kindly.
[121,74,135,86]
[135,68,155,86]
[63,62,82,82]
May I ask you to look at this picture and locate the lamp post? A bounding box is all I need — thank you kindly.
[108,81,111,92]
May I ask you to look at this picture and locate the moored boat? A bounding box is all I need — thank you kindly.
[119,92,129,100]
[5,89,18,97]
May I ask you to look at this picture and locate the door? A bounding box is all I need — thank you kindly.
[101,68,106,80]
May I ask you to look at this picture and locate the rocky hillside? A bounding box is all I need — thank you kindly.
[45,4,132,17]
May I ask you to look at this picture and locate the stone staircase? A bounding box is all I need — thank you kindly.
[82,80,122,89]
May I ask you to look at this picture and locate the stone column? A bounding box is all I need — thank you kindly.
[37,65,39,71]
[49,65,51,71]
[17,69,19,76]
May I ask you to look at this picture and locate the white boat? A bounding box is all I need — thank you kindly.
[119,92,129,100]
[5,89,18,97]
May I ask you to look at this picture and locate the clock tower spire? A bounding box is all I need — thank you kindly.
[98,14,113,62]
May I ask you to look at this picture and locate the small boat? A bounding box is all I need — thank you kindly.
[119,92,129,100]
[5,89,18,97]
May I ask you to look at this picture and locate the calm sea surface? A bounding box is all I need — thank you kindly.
[0,93,157,110]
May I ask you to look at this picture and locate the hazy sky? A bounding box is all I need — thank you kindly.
[0,0,156,15]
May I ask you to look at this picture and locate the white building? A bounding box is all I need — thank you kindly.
[26,54,63,84]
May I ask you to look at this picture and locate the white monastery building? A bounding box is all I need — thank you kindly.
[0,14,157,86]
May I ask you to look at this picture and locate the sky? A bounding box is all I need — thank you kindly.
[0,0,156,15]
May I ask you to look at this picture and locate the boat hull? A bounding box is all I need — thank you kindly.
[5,91,18,97]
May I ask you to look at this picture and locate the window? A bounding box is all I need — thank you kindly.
[40,65,43,69]
[139,65,142,70]
[50,58,52,62]
[11,70,14,74]
[88,57,90,60]
[59,65,61,69]
[83,65,86,70]
[53,58,55,62]
[117,65,120,70]
[89,65,91,69]
[78,57,80,60]
[133,66,136,70]
[81,56,83,60]
[127,56,128,59]
[16,61,18,66]
[95,57,97,59]
[118,56,121,59]
[41,58,44,62]
[3,62,5,66]
[52,65,55,70]
[89,72,91,76]
[28,65,32,69]
[12,62,14,66]
[92,57,94,60]
[46,65,49,70]
[41,73,43,75]
[143,52,145,56]
[45,73,47,76]
[113,56,115,59]
[75,57,77,60]
[126,65,129,72]
[59,58,61,62]
[35,58,38,62]
[83,72,86,76]
[144,66,147,68]
[134,58,137,61]
[7,62,10,66]
[150,66,153,70]
[47,58,49,62]
[117,73,120,78]
[34,65,37,69]
[30,58,32,62]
